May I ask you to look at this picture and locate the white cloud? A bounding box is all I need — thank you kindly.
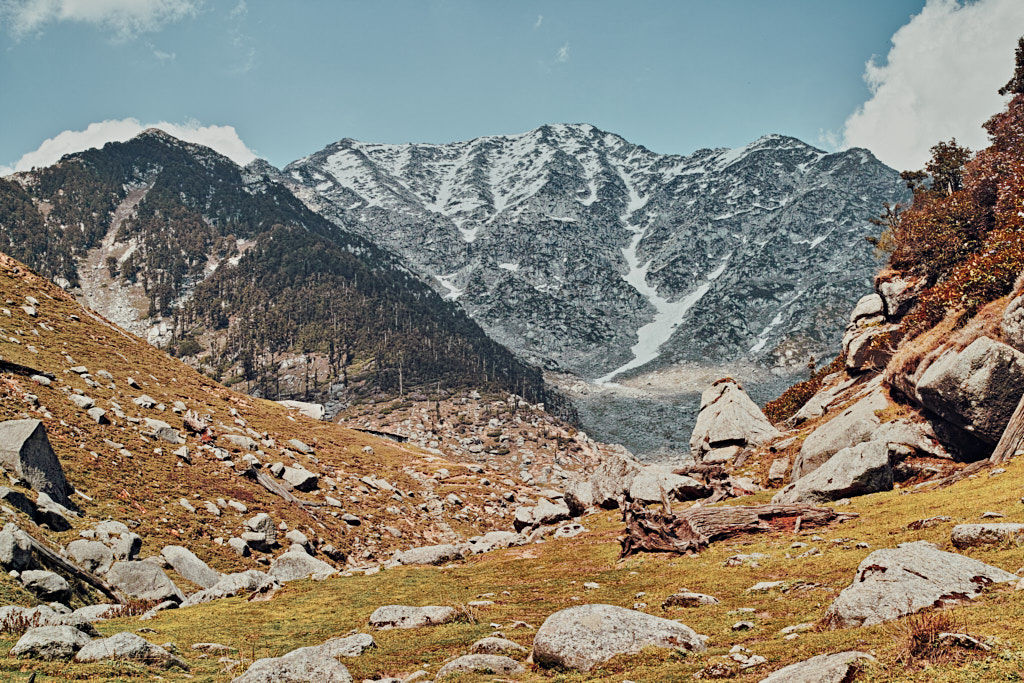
[151,46,175,61]
[555,42,570,63]
[0,0,200,40]
[0,164,13,177]
[842,0,1024,170]
[4,118,258,172]
[533,14,542,29]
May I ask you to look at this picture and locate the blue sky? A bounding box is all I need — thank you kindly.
[1,1,1021,172]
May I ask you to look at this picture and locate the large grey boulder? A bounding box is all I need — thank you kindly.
[690,379,780,461]
[758,651,875,683]
[74,631,186,669]
[232,634,372,682]
[9,625,92,660]
[772,440,892,504]
[436,654,524,678]
[368,605,458,629]
[105,561,185,603]
[20,569,70,603]
[532,604,707,672]
[0,522,35,570]
[143,418,183,444]
[849,293,885,325]
[280,466,319,491]
[822,541,1016,628]
[951,523,1024,548]
[393,543,466,566]
[843,323,899,373]
[877,274,923,320]
[469,636,529,656]
[915,336,1024,443]
[563,477,594,516]
[244,513,277,550]
[223,434,259,451]
[791,388,887,480]
[67,539,114,574]
[468,531,522,554]
[513,497,571,531]
[161,545,221,588]
[628,466,709,504]
[589,450,643,508]
[268,547,336,582]
[181,570,278,607]
[0,420,73,508]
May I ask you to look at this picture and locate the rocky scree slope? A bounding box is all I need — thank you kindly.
[0,130,564,415]
[0,251,603,602]
[281,124,907,383]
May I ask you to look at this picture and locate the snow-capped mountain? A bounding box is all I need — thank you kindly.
[281,124,907,386]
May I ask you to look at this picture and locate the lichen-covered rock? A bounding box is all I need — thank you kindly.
[67,539,114,574]
[823,541,1016,628]
[368,605,458,630]
[20,569,70,603]
[627,466,709,504]
[951,523,1024,548]
[105,561,184,603]
[915,336,1024,443]
[267,547,336,582]
[469,636,528,656]
[230,634,367,683]
[758,651,875,683]
[393,544,466,566]
[9,625,92,660]
[791,388,887,480]
[772,440,892,504]
[436,654,524,679]
[849,293,885,325]
[181,570,278,607]
[161,545,221,589]
[532,604,707,672]
[74,631,187,669]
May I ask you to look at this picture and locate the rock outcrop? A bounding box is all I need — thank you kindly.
[822,541,1016,628]
[690,379,780,462]
[368,605,458,630]
[758,651,875,683]
[772,440,893,504]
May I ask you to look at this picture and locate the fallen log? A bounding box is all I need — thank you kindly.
[240,467,326,511]
[21,530,122,603]
[619,502,857,558]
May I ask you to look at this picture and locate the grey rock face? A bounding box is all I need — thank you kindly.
[791,387,887,480]
[627,466,708,503]
[822,541,1016,628]
[161,545,221,588]
[393,543,466,566]
[758,651,875,683]
[915,336,1024,443]
[74,631,186,669]
[951,523,1024,548]
[368,605,458,630]
[513,497,571,531]
[105,561,185,603]
[589,449,643,508]
[285,127,907,383]
[268,548,336,582]
[772,440,893,504]
[532,604,707,672]
[843,324,899,373]
[436,654,525,678]
[0,420,73,508]
[9,625,93,660]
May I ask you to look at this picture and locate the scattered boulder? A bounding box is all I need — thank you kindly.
[106,561,185,603]
[758,651,875,683]
[772,440,893,504]
[843,324,900,373]
[243,513,277,551]
[143,418,183,444]
[68,394,95,410]
[288,439,314,454]
[223,434,259,451]
[181,570,278,607]
[9,625,92,660]
[0,419,73,508]
[231,636,362,682]
[468,531,522,554]
[627,466,709,504]
[877,274,923,320]
[915,336,1024,443]
[532,604,707,672]
[469,636,528,656]
[0,522,35,570]
[513,497,570,531]
[767,457,789,485]
[791,388,887,480]
[563,477,594,516]
[662,591,719,608]
[553,522,587,539]
[67,539,114,574]
[951,523,1024,549]
[368,605,458,630]
[74,631,186,669]
[268,547,336,582]
[823,541,1016,628]
[20,569,70,603]
[161,545,221,589]
[276,400,326,421]
[589,449,643,508]
[281,466,319,491]
[849,293,885,325]
[690,379,780,462]
[436,654,524,679]
[393,543,466,566]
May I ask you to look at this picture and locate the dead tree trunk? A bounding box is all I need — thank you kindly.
[619,502,856,558]
[991,392,1024,464]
